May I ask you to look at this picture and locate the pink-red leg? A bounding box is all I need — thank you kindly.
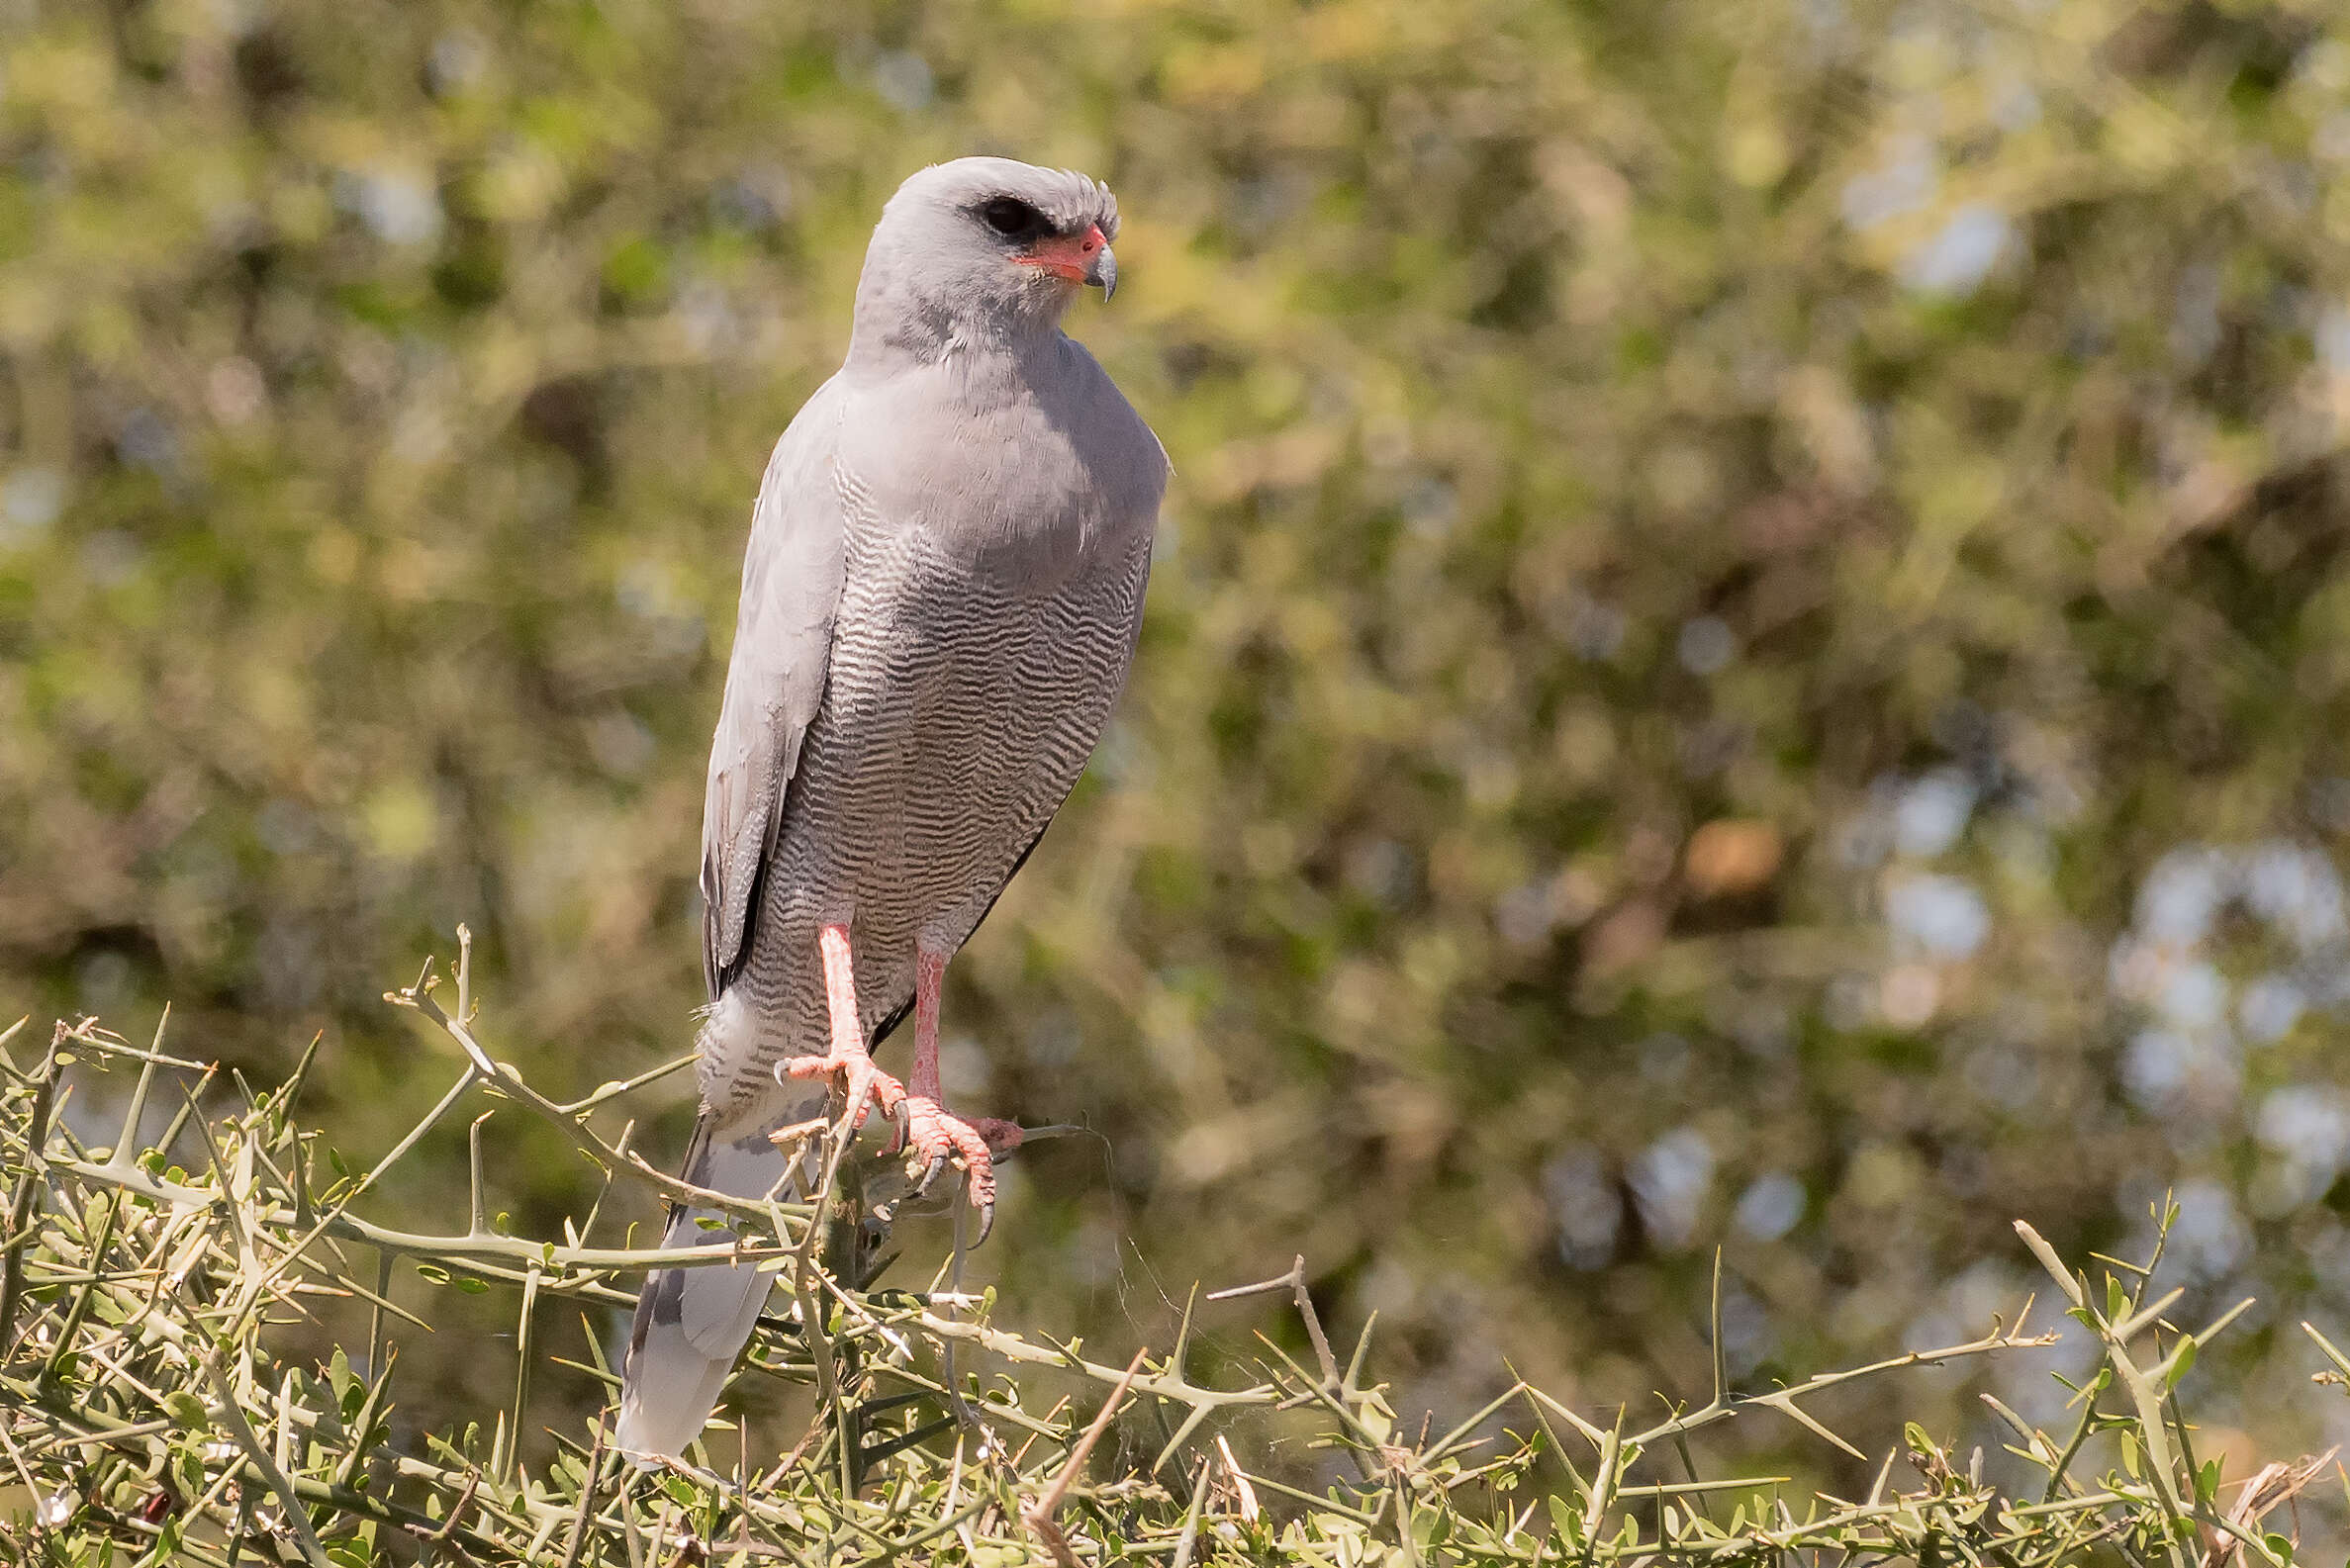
[779,923,904,1131]
[898,943,1023,1242]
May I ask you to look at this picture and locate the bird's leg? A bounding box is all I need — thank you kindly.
[897,942,1024,1243]
[779,922,904,1132]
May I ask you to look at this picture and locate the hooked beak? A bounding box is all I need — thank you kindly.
[1013,223,1117,302]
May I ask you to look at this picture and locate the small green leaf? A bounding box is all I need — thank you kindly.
[415,1264,451,1285]
[162,1391,208,1430]
[454,1275,489,1294]
[2166,1337,2198,1389]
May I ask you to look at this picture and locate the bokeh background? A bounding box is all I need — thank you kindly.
[10,0,2350,1490]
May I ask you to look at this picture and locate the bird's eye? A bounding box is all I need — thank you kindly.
[980,197,1040,236]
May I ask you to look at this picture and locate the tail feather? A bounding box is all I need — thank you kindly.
[615,1105,811,1460]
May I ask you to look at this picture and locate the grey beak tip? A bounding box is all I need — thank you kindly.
[1089,246,1117,302]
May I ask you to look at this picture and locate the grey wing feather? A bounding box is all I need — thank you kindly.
[614,1109,803,1458]
[618,382,847,1460]
[701,377,849,998]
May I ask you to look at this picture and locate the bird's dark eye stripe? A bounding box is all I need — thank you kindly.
[979,196,1044,236]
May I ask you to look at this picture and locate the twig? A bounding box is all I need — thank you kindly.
[1206,1253,1338,1385]
[0,1032,66,1354]
[1022,1347,1149,1567]
[388,957,808,1229]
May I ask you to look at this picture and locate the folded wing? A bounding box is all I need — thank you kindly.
[700,378,849,1002]
[617,381,848,1459]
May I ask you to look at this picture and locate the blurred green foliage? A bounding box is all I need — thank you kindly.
[10,0,2350,1487]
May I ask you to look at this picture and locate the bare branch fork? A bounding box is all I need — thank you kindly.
[386,927,811,1236]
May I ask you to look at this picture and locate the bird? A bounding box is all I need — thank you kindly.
[614,157,1168,1460]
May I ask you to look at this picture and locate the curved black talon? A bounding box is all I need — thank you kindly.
[914,1152,951,1197]
[972,1199,995,1247]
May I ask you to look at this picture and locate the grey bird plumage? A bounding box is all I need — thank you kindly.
[616,158,1168,1459]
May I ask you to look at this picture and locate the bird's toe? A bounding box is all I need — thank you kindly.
[776,1048,906,1132]
[897,1098,1012,1238]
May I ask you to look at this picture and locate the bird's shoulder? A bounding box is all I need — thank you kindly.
[764,373,849,491]
[1047,333,1170,508]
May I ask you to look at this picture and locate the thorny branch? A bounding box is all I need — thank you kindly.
[0,946,2340,1565]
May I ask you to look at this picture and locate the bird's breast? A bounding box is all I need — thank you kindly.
[834,357,1161,592]
[720,525,1149,1089]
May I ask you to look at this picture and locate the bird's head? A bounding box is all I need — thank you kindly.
[852,157,1120,360]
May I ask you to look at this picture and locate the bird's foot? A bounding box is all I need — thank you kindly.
[778,1046,904,1134]
[895,1100,1024,1245]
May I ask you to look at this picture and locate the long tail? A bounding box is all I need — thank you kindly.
[615,1105,812,1459]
